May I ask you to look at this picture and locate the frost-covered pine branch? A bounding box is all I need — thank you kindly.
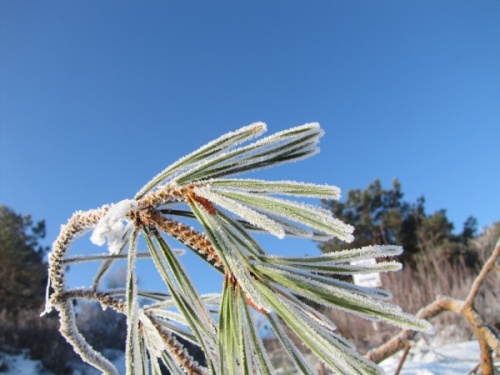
[45,122,432,375]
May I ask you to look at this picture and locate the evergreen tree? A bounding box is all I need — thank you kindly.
[0,205,48,314]
[461,216,478,244]
[320,180,478,265]
[320,179,417,262]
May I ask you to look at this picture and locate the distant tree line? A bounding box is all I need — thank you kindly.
[0,205,73,373]
[0,206,48,313]
[320,179,480,268]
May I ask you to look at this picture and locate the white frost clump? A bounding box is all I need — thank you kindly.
[90,199,138,254]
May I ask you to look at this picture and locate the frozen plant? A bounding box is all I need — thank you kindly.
[44,123,432,375]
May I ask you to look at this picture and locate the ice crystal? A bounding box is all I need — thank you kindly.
[90,199,138,254]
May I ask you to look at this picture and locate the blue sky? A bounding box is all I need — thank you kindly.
[1,1,499,293]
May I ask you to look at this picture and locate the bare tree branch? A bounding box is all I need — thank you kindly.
[366,238,500,375]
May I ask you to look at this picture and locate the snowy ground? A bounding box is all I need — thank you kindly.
[0,351,45,375]
[0,341,497,374]
[0,349,125,375]
[380,340,483,374]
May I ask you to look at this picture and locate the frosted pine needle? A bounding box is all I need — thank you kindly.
[45,123,432,375]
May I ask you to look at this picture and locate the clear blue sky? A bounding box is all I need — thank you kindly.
[1,1,499,293]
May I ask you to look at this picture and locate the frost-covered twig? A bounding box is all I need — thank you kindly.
[53,289,126,313]
[45,206,108,311]
[58,300,119,375]
[44,207,120,374]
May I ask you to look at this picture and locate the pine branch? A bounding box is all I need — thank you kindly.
[44,123,433,375]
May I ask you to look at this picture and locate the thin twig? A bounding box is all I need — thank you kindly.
[467,362,481,375]
[393,342,412,375]
[45,207,120,375]
[54,289,126,313]
[464,238,500,307]
[57,300,119,375]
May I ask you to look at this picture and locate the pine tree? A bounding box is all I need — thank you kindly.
[320,180,479,266]
[0,206,48,314]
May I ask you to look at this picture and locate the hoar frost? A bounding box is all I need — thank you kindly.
[90,199,139,254]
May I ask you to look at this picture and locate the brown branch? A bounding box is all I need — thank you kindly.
[135,206,224,268]
[138,184,185,207]
[464,238,500,307]
[393,342,412,375]
[365,296,458,363]
[366,238,500,375]
[468,363,481,375]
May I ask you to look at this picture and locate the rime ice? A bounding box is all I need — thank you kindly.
[90,199,138,254]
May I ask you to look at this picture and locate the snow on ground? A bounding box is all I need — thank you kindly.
[0,351,47,375]
[0,349,125,375]
[380,340,481,374]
